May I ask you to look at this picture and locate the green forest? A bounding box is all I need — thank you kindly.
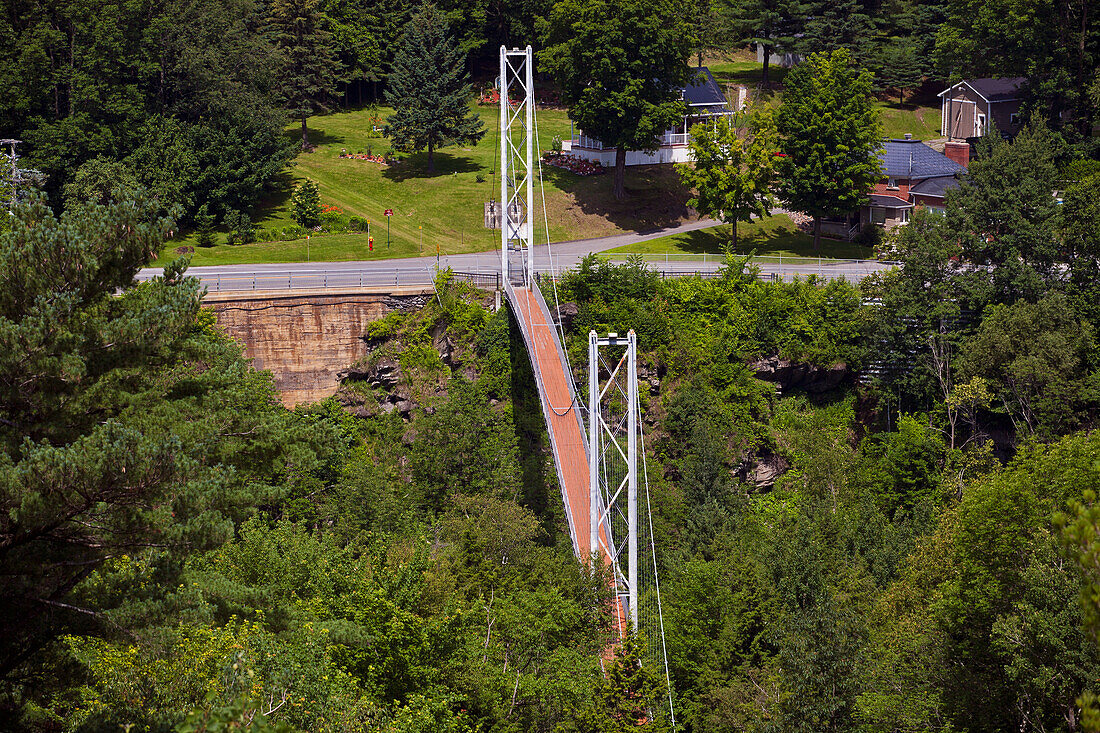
[1,0,1097,230]
[4,0,1100,731]
[3,121,1100,731]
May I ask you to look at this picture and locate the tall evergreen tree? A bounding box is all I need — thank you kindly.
[0,191,331,687]
[270,0,343,149]
[876,37,924,102]
[728,0,807,86]
[775,49,883,250]
[797,0,877,65]
[384,4,485,174]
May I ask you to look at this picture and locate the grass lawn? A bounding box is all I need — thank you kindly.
[606,213,874,260]
[164,105,698,266]
[706,57,789,90]
[877,102,941,140]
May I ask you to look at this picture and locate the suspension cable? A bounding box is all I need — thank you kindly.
[639,418,676,728]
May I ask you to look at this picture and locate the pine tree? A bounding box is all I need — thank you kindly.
[798,0,877,65]
[384,5,485,174]
[270,0,343,149]
[0,192,332,683]
[730,0,808,87]
[876,38,924,103]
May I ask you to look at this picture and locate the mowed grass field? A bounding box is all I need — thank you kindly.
[161,56,938,267]
[165,105,698,266]
[606,213,874,259]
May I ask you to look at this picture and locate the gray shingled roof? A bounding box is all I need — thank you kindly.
[909,175,960,199]
[683,67,727,108]
[868,194,913,208]
[966,77,1025,102]
[879,140,966,179]
[938,77,1026,102]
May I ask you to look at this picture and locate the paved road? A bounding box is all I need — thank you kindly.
[138,218,895,293]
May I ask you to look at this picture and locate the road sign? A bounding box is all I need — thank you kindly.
[384,208,393,216]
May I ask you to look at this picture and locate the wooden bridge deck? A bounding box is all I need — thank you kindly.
[505,285,626,637]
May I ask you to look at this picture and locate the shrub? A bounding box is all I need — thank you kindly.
[349,216,368,232]
[291,180,321,228]
[194,204,216,247]
[855,223,883,249]
[224,209,255,245]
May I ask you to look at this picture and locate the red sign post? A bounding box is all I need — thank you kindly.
[384,208,393,247]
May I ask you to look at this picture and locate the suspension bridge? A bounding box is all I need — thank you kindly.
[496,46,675,723]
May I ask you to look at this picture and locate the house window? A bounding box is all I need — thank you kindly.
[871,207,887,225]
[887,177,899,190]
[976,113,987,136]
[1010,113,1020,125]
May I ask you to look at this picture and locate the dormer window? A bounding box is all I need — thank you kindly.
[887,177,899,190]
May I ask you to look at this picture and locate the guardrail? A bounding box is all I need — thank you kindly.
[171,267,438,293]
[142,257,894,295]
[598,252,898,268]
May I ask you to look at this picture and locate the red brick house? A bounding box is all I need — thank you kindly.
[859,136,969,229]
[939,78,1026,140]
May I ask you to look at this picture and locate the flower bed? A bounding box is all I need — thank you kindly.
[541,152,605,176]
[339,150,389,165]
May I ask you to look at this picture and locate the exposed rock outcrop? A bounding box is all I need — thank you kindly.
[750,356,848,395]
[737,452,791,491]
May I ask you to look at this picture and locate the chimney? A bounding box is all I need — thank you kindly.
[944,141,970,168]
[904,133,912,140]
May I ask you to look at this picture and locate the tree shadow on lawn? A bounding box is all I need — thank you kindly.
[652,220,872,259]
[250,171,296,226]
[284,125,347,149]
[546,163,695,233]
[381,151,482,181]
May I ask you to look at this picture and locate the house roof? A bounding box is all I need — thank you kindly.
[868,194,913,209]
[683,67,728,108]
[879,139,966,179]
[937,77,1026,103]
[909,175,960,199]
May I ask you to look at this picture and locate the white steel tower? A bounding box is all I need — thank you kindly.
[588,329,640,630]
[499,45,535,286]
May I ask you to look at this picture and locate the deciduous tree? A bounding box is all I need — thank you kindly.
[676,107,779,249]
[775,49,883,250]
[539,0,692,199]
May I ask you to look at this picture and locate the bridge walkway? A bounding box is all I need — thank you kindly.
[505,284,627,636]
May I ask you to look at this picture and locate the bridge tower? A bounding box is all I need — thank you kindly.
[588,330,640,630]
[499,46,535,286]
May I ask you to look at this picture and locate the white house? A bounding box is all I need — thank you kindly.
[561,67,736,167]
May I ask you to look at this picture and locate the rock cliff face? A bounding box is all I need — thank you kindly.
[208,290,430,407]
[750,355,849,395]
